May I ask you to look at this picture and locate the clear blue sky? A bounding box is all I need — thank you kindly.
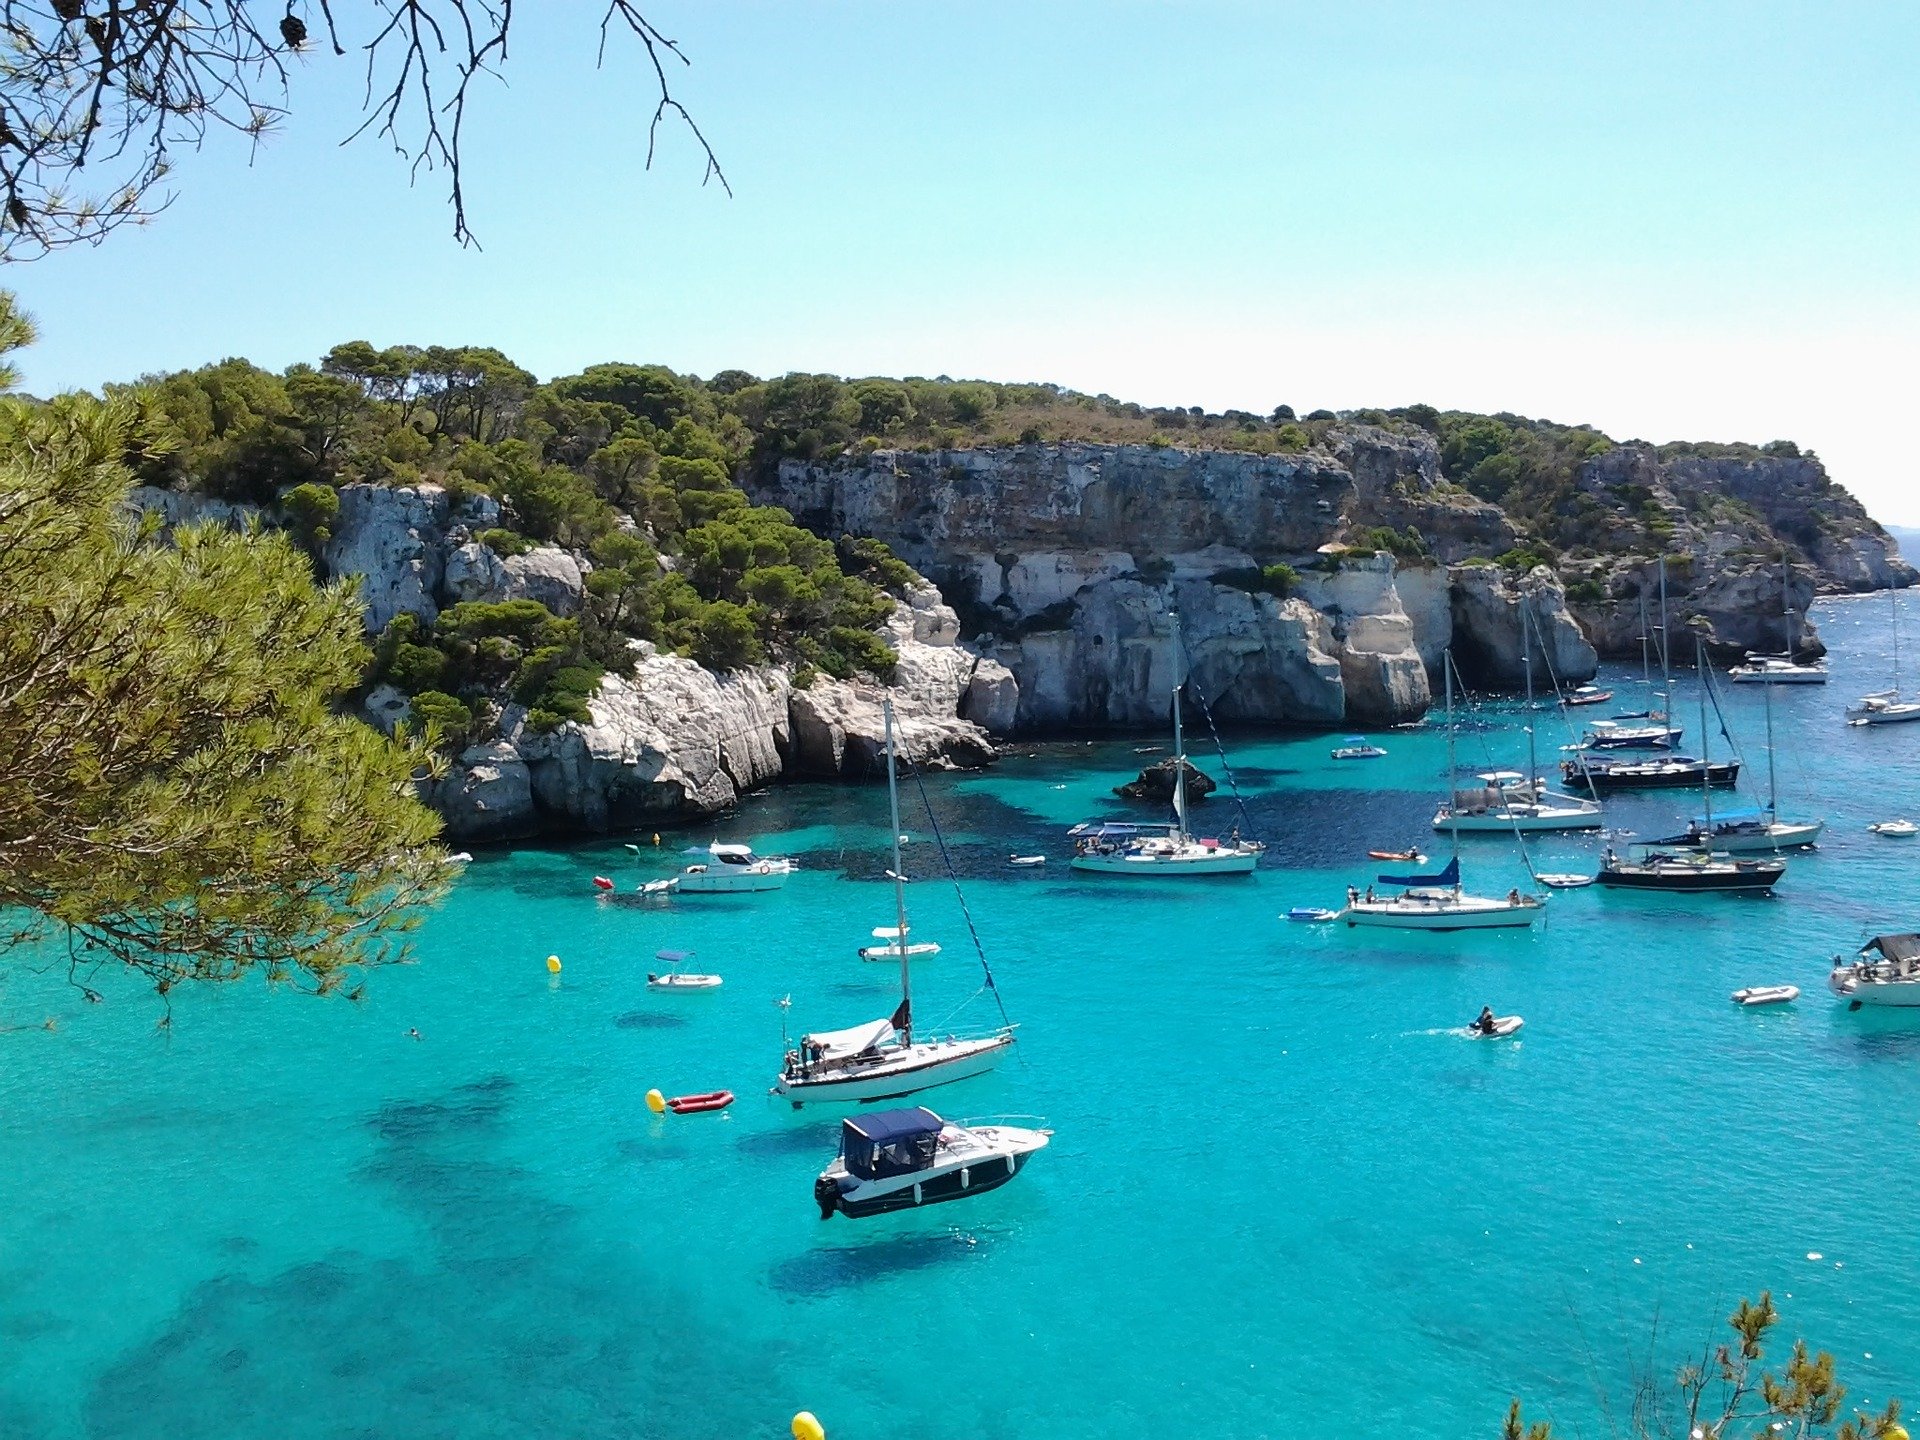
[13,2,1920,519]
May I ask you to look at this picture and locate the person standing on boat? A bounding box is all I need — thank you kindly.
[1474,1006,1497,1035]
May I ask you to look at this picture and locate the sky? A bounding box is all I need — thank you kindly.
[12,1,1920,520]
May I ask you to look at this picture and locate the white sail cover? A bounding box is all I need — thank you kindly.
[803,1019,896,1060]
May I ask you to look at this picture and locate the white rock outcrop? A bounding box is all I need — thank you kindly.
[323,483,499,632]
[504,547,587,616]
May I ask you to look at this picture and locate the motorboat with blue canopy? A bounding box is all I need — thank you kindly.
[813,1107,1051,1219]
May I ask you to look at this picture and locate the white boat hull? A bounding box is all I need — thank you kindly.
[1070,848,1259,875]
[772,1035,1015,1106]
[1830,973,1920,1007]
[677,866,792,894]
[1732,985,1798,1006]
[1705,821,1824,853]
[1435,805,1603,832]
[1341,893,1543,931]
[1850,703,1920,725]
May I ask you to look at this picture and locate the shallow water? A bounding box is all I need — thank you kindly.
[6,596,1920,1439]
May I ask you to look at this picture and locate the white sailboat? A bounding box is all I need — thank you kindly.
[1848,585,1920,724]
[1435,611,1601,833]
[1070,613,1262,875]
[1653,653,1823,853]
[1343,655,1544,931]
[1830,933,1920,1007]
[772,701,1015,1108]
[1730,554,1827,684]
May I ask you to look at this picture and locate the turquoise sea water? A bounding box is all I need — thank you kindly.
[7,595,1920,1440]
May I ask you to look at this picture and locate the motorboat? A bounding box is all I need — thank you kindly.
[1829,933,1920,1007]
[1434,771,1603,832]
[1730,557,1826,684]
[859,925,941,962]
[813,1108,1050,1219]
[1596,845,1785,893]
[1466,1014,1524,1038]
[1729,654,1828,685]
[1071,613,1262,876]
[1649,810,1824,854]
[1331,737,1388,760]
[675,841,797,894]
[1578,717,1682,750]
[1564,685,1613,707]
[1870,819,1919,838]
[646,949,722,988]
[1731,985,1799,1006]
[1847,584,1920,722]
[1286,906,1338,922]
[773,701,1016,1108]
[1008,854,1047,867]
[1561,754,1739,793]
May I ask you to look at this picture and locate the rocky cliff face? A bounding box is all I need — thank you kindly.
[759,437,1593,728]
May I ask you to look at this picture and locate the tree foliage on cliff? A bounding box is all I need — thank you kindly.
[0,296,448,999]
[0,2,723,259]
[1504,1293,1902,1440]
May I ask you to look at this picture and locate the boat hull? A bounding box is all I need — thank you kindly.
[1830,973,1920,1007]
[1850,704,1920,725]
[677,869,791,894]
[1597,864,1783,892]
[1664,822,1824,854]
[773,1035,1014,1107]
[1070,850,1259,875]
[1731,670,1826,685]
[1563,762,1740,792]
[1436,806,1603,832]
[1342,897,1543,931]
[827,1148,1034,1218]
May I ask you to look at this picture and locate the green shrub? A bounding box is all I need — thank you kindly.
[478,527,533,557]
[281,481,339,554]
[408,689,474,750]
[1564,579,1606,604]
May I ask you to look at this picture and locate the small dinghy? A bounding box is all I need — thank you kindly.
[1009,854,1047,867]
[1731,985,1799,1006]
[1564,685,1614,708]
[1367,849,1427,864]
[647,949,722,989]
[1536,872,1595,889]
[592,875,615,891]
[1467,1015,1525,1039]
[859,925,941,962]
[666,1090,735,1114]
[1870,819,1919,838]
[1287,906,1338,923]
[637,877,679,897]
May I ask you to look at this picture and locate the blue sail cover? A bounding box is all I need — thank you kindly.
[1378,856,1460,887]
[841,1108,944,1180]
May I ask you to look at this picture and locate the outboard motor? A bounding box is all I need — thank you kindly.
[814,1174,840,1219]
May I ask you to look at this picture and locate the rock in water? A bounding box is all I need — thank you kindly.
[1115,757,1217,804]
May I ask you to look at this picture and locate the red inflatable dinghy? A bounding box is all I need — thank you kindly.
[666,1089,735,1114]
[592,875,615,891]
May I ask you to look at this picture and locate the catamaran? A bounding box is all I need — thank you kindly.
[1342,655,1544,930]
[1070,613,1262,875]
[772,701,1015,1107]
[1848,585,1920,725]
[1730,555,1827,684]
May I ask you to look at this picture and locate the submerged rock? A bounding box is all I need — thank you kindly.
[1115,757,1216,804]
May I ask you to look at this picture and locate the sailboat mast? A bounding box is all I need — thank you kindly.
[1894,584,1903,698]
[1697,635,1713,840]
[1171,611,1188,840]
[883,699,913,1043]
[1657,557,1672,720]
[1763,666,1778,823]
[1523,599,1537,787]
[1445,650,1462,879]
[1638,590,1652,694]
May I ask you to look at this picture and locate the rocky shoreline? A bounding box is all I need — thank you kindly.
[134,421,1913,843]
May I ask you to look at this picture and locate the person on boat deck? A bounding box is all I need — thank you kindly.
[1347,885,1359,905]
[1507,888,1521,905]
[1475,1006,1497,1034]
[1364,885,1375,903]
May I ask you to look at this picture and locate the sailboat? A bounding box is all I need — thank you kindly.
[1342,654,1544,930]
[1847,585,1920,724]
[1730,554,1828,684]
[1597,635,1788,892]
[1575,565,1681,748]
[772,701,1016,1107]
[1070,612,1262,875]
[1434,609,1601,832]
[1651,654,1823,853]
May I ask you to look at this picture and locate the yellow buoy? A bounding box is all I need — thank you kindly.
[546,955,562,973]
[1886,1426,1908,1440]
[645,1088,667,1115]
[652,832,661,846]
[791,1412,824,1440]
